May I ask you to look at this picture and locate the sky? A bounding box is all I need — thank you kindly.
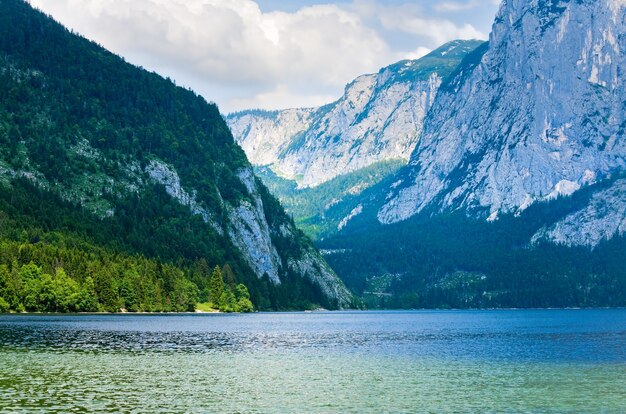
[28,0,501,113]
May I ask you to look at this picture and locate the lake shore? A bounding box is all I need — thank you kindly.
[1,306,624,316]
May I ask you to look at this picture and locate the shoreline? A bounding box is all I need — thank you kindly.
[0,307,624,316]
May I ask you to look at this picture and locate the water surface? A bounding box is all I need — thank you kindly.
[1,310,624,413]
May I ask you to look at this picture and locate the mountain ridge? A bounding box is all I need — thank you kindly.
[226,40,483,239]
[227,39,485,188]
[0,0,353,310]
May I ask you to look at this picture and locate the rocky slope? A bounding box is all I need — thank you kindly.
[227,40,484,188]
[378,0,626,247]
[0,0,352,309]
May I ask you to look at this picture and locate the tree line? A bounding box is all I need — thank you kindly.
[0,237,254,313]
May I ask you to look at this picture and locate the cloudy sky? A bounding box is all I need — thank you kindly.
[29,0,501,113]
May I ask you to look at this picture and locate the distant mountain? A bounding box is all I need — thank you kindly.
[318,0,626,308]
[228,40,483,188]
[0,0,353,311]
[227,40,483,237]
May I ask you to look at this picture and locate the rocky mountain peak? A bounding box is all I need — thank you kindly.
[378,0,626,248]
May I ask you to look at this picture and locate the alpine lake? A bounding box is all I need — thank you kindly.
[0,310,624,413]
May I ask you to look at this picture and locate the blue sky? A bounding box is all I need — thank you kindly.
[30,0,501,112]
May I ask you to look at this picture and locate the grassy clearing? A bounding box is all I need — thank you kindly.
[195,302,219,312]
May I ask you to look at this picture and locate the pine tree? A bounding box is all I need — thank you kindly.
[222,264,236,290]
[209,265,223,308]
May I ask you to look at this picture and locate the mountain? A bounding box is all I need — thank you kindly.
[227,40,483,237]
[318,0,626,308]
[0,0,353,311]
[378,0,626,243]
[228,40,483,187]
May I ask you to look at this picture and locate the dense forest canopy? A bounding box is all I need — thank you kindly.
[321,176,626,309]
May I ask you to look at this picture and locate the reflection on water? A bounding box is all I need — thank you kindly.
[1,310,625,413]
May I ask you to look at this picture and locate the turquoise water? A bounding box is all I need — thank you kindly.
[0,310,624,413]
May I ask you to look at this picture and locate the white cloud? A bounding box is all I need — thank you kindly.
[363,2,487,46]
[229,84,337,111]
[29,0,497,112]
[402,47,432,61]
[30,0,393,111]
[435,0,501,13]
[383,16,486,46]
[435,1,480,12]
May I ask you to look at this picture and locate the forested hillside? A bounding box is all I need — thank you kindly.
[0,0,353,311]
[322,176,626,308]
[254,160,404,239]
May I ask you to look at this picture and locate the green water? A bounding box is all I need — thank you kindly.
[1,311,625,413]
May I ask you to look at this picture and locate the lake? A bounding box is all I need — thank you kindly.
[0,310,624,413]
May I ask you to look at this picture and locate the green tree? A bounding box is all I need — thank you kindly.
[235,283,254,312]
[172,277,199,312]
[0,264,16,309]
[219,288,237,312]
[78,276,99,312]
[209,265,223,307]
[222,264,236,290]
[52,268,81,312]
[24,273,55,312]
[119,276,139,312]
[0,296,9,313]
[0,264,22,310]
[20,263,45,311]
[94,270,120,312]
[19,262,42,284]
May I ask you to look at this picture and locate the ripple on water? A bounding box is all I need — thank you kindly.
[0,310,625,413]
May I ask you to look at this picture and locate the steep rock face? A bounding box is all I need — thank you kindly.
[379,0,626,246]
[227,109,314,167]
[532,178,626,247]
[277,221,354,305]
[227,40,484,188]
[225,168,284,285]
